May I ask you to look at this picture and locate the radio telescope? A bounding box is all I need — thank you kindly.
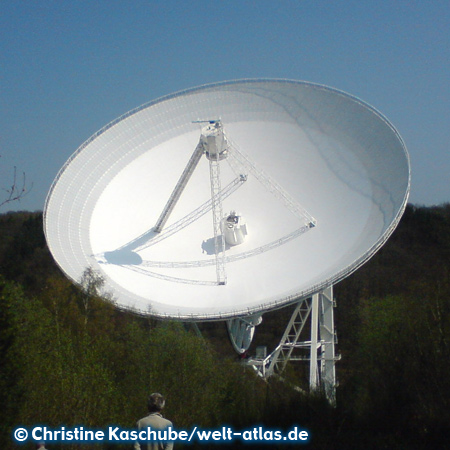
[44,79,410,403]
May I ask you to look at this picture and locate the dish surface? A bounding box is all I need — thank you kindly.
[44,80,410,319]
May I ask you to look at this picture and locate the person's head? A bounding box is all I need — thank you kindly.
[147,393,166,413]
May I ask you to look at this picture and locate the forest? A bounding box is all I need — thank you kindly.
[1,203,450,450]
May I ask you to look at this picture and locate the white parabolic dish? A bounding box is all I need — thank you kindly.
[44,80,410,320]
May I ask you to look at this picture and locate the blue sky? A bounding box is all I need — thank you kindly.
[1,0,449,212]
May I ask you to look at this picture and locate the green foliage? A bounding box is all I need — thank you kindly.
[0,212,56,292]
[0,269,269,449]
[0,277,26,446]
[1,205,450,449]
[341,277,450,447]
[5,276,120,430]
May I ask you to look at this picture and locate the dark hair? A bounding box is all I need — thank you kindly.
[147,393,166,412]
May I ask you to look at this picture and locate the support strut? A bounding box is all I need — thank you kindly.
[154,142,205,233]
[246,286,339,405]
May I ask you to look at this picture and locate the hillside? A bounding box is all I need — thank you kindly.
[0,204,449,449]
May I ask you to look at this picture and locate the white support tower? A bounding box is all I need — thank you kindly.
[152,120,229,285]
[247,286,339,405]
[204,121,229,285]
[317,286,338,403]
[209,152,227,285]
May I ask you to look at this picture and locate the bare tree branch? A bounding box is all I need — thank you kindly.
[0,156,33,209]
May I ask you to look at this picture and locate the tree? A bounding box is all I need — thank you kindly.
[0,159,32,209]
[0,277,26,448]
[349,279,450,447]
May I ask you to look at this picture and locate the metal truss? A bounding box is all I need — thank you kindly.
[226,140,316,227]
[247,286,339,405]
[153,141,205,233]
[209,152,227,285]
[118,224,312,286]
[139,223,312,268]
[128,176,246,253]
[99,121,316,286]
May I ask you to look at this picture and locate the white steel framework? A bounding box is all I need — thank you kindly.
[153,141,205,233]
[100,119,316,287]
[209,148,227,285]
[247,286,339,404]
[152,120,230,285]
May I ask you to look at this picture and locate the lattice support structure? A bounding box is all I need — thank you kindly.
[209,155,227,285]
[247,286,339,405]
[153,141,205,233]
[227,142,316,227]
[317,286,338,404]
